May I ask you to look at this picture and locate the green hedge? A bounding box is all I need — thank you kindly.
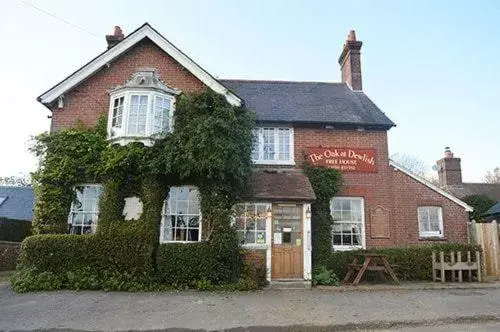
[326,243,482,281]
[18,222,154,275]
[156,230,243,287]
[0,218,32,242]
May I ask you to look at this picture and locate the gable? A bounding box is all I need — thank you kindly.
[38,23,241,108]
[390,160,473,211]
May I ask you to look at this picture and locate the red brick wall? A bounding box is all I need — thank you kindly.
[391,168,468,245]
[50,39,206,130]
[294,127,469,246]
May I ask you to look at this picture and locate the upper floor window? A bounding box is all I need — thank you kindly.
[252,127,294,164]
[108,69,180,145]
[68,184,103,235]
[417,206,443,238]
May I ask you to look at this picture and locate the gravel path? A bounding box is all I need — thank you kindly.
[0,284,499,331]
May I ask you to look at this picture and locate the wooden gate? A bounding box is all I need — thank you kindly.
[469,220,500,278]
[271,205,303,279]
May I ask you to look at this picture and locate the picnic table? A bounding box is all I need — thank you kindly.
[342,253,400,285]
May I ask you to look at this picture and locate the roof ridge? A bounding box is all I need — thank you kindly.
[462,182,500,186]
[219,79,346,85]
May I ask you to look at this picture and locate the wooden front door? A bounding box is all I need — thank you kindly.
[271,204,303,279]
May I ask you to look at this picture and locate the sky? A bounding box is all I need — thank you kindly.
[0,0,499,182]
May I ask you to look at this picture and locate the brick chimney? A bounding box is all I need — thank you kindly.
[106,26,124,49]
[338,30,363,91]
[437,147,463,186]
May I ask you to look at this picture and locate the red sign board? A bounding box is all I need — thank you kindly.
[306,147,377,172]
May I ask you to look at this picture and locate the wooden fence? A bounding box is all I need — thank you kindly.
[468,220,500,279]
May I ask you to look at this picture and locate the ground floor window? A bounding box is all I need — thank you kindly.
[160,186,201,242]
[418,206,443,237]
[233,203,270,245]
[330,197,365,250]
[68,184,103,235]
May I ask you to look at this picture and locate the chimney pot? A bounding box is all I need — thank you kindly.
[347,30,357,41]
[106,25,124,49]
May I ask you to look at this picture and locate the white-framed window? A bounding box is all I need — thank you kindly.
[330,197,365,250]
[233,203,270,246]
[417,206,444,238]
[160,186,201,243]
[108,91,174,143]
[252,127,294,164]
[68,184,103,235]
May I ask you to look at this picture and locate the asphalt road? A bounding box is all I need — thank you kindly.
[0,284,499,331]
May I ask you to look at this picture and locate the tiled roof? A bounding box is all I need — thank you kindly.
[250,170,316,201]
[0,186,35,221]
[443,183,500,202]
[220,80,395,128]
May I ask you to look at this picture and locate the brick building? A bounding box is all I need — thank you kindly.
[37,24,472,282]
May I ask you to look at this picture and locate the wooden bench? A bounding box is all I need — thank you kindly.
[432,251,482,283]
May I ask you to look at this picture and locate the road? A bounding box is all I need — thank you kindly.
[0,284,499,331]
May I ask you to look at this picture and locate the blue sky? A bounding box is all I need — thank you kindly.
[0,0,499,181]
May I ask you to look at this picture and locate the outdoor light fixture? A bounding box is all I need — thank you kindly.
[306,206,311,219]
[267,207,272,218]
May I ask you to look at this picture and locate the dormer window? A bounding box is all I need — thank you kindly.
[107,69,180,145]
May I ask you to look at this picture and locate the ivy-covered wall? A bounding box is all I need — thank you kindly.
[14,89,258,291]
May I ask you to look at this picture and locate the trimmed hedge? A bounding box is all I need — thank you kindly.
[326,243,482,282]
[156,229,243,287]
[0,218,32,242]
[18,222,154,275]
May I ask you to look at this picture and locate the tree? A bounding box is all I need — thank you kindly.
[462,195,496,221]
[0,175,31,186]
[390,153,428,177]
[484,167,500,184]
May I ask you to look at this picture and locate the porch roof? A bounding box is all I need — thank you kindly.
[250,170,316,202]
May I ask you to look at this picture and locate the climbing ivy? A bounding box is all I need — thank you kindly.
[303,164,343,265]
[24,89,255,290]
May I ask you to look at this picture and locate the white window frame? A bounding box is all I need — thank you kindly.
[252,127,295,165]
[68,184,103,235]
[233,202,272,249]
[160,186,202,243]
[107,90,175,145]
[417,206,444,238]
[330,197,365,251]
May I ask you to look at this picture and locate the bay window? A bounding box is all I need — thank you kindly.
[252,127,294,164]
[68,184,103,235]
[330,197,365,250]
[160,186,201,243]
[108,69,179,145]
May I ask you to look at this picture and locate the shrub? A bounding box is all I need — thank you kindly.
[325,243,482,282]
[18,222,154,275]
[0,218,32,242]
[235,258,268,291]
[312,265,339,286]
[463,195,496,222]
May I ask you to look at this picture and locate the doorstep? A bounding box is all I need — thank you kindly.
[316,281,500,292]
[267,280,312,290]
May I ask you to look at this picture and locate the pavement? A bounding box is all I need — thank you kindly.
[0,283,500,331]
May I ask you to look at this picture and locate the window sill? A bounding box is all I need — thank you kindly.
[253,160,296,166]
[108,136,155,146]
[419,237,447,241]
[160,241,201,244]
[333,246,364,252]
[242,243,269,250]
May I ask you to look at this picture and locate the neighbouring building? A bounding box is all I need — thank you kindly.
[36,24,472,282]
[437,147,500,202]
[0,186,34,242]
